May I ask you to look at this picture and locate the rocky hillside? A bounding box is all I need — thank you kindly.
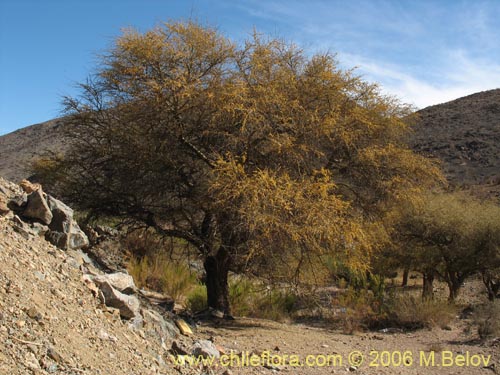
[0,178,216,375]
[0,118,69,182]
[411,89,500,187]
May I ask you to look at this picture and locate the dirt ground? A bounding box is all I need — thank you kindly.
[196,315,498,375]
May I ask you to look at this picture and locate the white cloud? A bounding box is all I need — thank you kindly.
[341,51,500,108]
[232,1,500,108]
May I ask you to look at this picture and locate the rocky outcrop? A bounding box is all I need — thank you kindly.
[0,178,89,250]
[21,189,53,224]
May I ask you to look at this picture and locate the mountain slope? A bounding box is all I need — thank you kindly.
[411,89,500,186]
[0,118,68,182]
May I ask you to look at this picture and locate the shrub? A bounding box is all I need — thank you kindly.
[334,287,387,333]
[229,278,297,320]
[474,301,500,339]
[332,287,455,333]
[387,295,456,329]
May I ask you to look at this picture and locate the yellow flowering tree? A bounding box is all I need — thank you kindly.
[37,21,442,315]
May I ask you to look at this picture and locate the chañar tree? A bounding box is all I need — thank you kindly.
[35,21,442,316]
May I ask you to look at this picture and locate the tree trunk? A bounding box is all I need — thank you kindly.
[422,271,434,300]
[445,271,463,302]
[204,246,231,316]
[482,271,500,301]
[401,267,409,287]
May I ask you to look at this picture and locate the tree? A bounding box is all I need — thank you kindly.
[396,192,500,301]
[35,21,442,315]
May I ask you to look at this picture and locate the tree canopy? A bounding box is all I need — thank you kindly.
[36,21,443,314]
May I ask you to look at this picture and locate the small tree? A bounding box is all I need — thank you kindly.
[397,192,500,301]
[35,21,441,315]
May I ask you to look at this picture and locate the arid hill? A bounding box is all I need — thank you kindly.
[0,89,499,189]
[411,89,500,187]
[0,118,68,182]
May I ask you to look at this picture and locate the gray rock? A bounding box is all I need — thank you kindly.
[142,309,179,342]
[67,222,89,249]
[31,222,49,236]
[22,189,52,224]
[12,215,37,239]
[191,339,220,359]
[45,223,89,251]
[92,272,136,294]
[42,195,89,250]
[98,281,140,319]
[7,192,28,211]
[45,230,68,249]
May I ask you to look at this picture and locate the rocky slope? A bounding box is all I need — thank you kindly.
[0,118,68,182]
[411,89,500,187]
[0,178,213,375]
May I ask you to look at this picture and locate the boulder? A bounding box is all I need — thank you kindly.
[46,195,74,230]
[91,272,136,294]
[19,179,41,194]
[44,195,89,250]
[191,339,220,359]
[22,189,52,224]
[97,281,140,319]
[142,309,179,343]
[67,223,89,249]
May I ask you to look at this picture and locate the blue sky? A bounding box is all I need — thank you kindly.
[1,0,500,135]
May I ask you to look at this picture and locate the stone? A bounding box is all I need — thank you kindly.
[7,192,28,211]
[45,231,67,249]
[0,194,9,216]
[47,347,64,363]
[97,281,140,319]
[26,306,43,321]
[209,308,224,319]
[175,319,193,336]
[19,179,41,194]
[91,272,136,295]
[191,339,220,359]
[170,341,189,355]
[12,215,36,239]
[45,226,89,251]
[67,223,89,249]
[24,352,41,370]
[23,189,53,225]
[142,309,179,342]
[31,222,49,236]
[42,195,89,250]
[98,328,118,342]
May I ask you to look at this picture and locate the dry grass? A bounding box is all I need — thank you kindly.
[127,254,197,302]
[388,295,456,329]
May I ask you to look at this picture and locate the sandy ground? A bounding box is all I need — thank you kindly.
[196,316,498,375]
